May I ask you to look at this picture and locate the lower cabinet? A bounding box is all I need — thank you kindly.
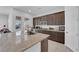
[38,30,64,44]
[56,32,64,44]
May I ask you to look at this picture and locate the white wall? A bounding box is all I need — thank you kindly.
[65,6,79,51]
[0,7,10,15]
[0,7,33,32]
[0,7,10,30]
[0,14,8,29]
[12,8,33,32]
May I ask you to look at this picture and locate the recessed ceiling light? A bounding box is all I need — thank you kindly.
[28,10,31,13]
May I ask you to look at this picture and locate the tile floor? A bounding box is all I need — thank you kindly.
[25,40,73,52]
[48,40,73,52]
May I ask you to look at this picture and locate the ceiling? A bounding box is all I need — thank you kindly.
[13,6,64,17]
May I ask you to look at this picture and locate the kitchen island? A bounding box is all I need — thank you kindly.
[0,32,49,52]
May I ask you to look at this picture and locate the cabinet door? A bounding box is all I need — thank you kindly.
[60,12,65,25]
[47,15,55,25]
[43,16,47,25]
[33,18,35,27]
[38,17,41,25]
[49,31,57,41]
[46,15,49,25]
[54,13,59,25]
[51,14,55,25]
[56,32,64,44]
[33,17,40,26]
[54,11,64,25]
[39,16,47,25]
[35,18,38,25]
[57,12,64,25]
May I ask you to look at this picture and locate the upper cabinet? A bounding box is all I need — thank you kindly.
[33,11,65,27]
[46,14,56,25]
[54,11,65,25]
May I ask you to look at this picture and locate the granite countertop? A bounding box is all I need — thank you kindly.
[45,29,65,32]
[0,32,49,52]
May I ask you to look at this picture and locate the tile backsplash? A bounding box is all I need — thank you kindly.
[35,25,65,31]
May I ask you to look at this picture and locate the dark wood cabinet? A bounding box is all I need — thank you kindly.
[46,14,56,25]
[46,15,52,25]
[33,11,65,26]
[33,18,35,28]
[33,16,48,26]
[33,11,65,44]
[56,32,64,44]
[54,12,65,25]
[38,30,64,44]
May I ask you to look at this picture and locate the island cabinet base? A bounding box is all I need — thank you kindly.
[41,39,48,52]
